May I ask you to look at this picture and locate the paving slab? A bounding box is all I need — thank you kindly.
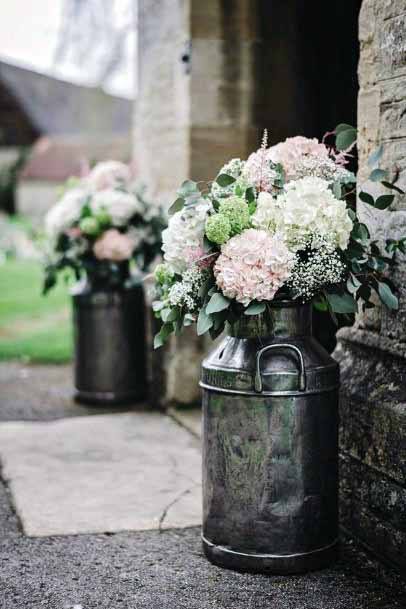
[0,412,201,536]
[0,362,139,421]
[168,406,202,438]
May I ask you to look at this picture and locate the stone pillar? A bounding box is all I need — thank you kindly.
[135,1,263,405]
[335,0,406,571]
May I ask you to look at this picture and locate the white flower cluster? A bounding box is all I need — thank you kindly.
[253,176,353,252]
[162,200,212,274]
[168,266,207,311]
[45,188,88,238]
[211,158,245,199]
[286,242,347,301]
[293,156,354,184]
[45,161,139,239]
[90,189,140,226]
[86,161,131,191]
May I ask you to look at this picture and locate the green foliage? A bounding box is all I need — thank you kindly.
[325,292,357,314]
[216,174,236,187]
[244,302,266,315]
[335,126,357,151]
[206,292,230,314]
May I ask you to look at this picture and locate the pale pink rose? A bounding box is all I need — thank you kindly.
[214,228,295,306]
[267,136,330,182]
[93,229,134,262]
[86,161,131,192]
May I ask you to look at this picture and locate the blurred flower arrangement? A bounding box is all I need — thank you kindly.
[43,161,166,292]
[153,126,405,347]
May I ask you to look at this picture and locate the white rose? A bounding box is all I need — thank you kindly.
[90,189,140,226]
[45,188,88,238]
[86,161,131,191]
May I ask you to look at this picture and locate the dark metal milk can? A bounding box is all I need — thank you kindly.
[72,281,147,405]
[200,301,339,574]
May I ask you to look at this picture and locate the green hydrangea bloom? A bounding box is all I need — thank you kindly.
[95,210,112,228]
[79,217,100,236]
[154,263,174,285]
[205,214,231,245]
[218,196,250,235]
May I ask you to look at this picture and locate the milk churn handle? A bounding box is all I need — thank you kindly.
[254,343,306,393]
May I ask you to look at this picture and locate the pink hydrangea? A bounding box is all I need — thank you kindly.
[242,148,279,193]
[267,136,330,182]
[214,229,295,306]
[86,161,131,191]
[93,229,134,262]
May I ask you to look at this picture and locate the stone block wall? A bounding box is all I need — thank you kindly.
[336,0,406,572]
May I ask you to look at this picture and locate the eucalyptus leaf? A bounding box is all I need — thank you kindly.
[359,191,375,206]
[378,282,398,310]
[154,323,173,349]
[374,194,395,210]
[216,173,236,187]
[161,308,179,323]
[335,123,355,134]
[177,180,199,197]
[332,181,342,199]
[244,302,266,315]
[197,308,214,335]
[336,128,357,151]
[381,181,405,194]
[367,145,383,167]
[206,292,231,314]
[369,168,388,182]
[326,292,358,314]
[168,197,185,216]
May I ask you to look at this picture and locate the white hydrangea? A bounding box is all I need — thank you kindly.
[90,189,140,226]
[86,161,131,191]
[252,177,353,252]
[45,188,88,238]
[162,200,212,274]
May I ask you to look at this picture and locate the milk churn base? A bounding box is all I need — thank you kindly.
[202,535,339,575]
[74,388,145,406]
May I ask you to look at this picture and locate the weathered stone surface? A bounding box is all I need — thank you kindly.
[337,0,406,559]
[0,412,201,536]
[378,13,406,80]
[337,333,406,483]
[340,455,406,571]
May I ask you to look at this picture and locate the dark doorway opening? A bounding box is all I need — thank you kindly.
[255,0,362,351]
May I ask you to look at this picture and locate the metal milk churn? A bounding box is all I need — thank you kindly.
[200,300,339,574]
[72,280,147,405]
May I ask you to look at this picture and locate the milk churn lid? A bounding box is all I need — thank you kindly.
[200,337,339,397]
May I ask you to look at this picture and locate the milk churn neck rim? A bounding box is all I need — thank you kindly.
[228,300,312,340]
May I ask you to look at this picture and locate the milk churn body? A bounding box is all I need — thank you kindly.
[200,301,339,574]
[72,283,147,405]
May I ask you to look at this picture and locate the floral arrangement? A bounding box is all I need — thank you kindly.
[43,161,165,292]
[153,126,405,347]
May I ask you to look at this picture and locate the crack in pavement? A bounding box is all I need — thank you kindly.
[158,484,201,533]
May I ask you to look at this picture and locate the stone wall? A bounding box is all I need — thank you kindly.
[336,0,406,572]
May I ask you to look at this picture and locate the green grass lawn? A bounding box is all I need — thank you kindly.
[0,259,73,363]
